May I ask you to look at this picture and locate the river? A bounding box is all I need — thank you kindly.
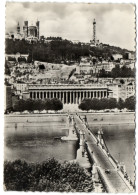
[4,114,135,183]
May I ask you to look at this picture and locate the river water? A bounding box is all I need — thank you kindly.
[89,124,135,183]
[4,115,135,183]
[4,119,78,163]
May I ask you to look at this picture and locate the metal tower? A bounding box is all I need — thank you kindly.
[17,22,20,34]
[93,18,96,44]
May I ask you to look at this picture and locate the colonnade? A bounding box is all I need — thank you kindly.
[30,90,108,104]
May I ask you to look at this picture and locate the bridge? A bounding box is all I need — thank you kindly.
[64,114,134,193]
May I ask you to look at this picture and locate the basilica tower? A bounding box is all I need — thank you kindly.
[36,20,40,39]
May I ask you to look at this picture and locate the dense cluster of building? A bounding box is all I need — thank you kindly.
[5,53,135,112]
[5,18,135,111]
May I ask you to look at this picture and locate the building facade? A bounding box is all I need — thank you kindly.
[6,20,40,41]
[28,84,109,104]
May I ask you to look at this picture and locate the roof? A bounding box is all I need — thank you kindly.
[127,83,133,86]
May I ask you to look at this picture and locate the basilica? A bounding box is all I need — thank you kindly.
[5,20,40,42]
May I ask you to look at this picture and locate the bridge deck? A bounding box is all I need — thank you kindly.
[74,115,131,193]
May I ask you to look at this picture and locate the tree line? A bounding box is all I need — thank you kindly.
[78,96,135,111]
[98,65,135,78]
[13,98,63,112]
[5,39,132,64]
[4,159,93,192]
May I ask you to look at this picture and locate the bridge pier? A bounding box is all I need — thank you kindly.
[61,115,78,141]
[76,130,91,172]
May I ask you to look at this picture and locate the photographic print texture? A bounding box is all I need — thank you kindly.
[4,2,135,193]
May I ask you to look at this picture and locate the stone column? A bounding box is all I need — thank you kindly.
[83,91,85,99]
[79,91,82,102]
[86,91,88,98]
[93,91,95,98]
[63,91,65,103]
[72,91,75,104]
[49,91,51,99]
[42,92,44,99]
[76,91,78,104]
[59,91,61,101]
[90,91,92,99]
[52,91,54,99]
[79,91,81,104]
[88,91,89,98]
[96,91,98,98]
[106,91,108,98]
[61,92,62,102]
[70,91,71,104]
[100,91,102,99]
[66,91,68,104]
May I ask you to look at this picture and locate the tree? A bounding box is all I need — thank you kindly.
[78,99,91,112]
[33,99,44,111]
[50,98,63,111]
[108,98,117,109]
[125,96,135,111]
[25,99,35,112]
[13,99,25,112]
[111,65,121,78]
[100,98,109,110]
[91,98,100,110]
[27,55,32,63]
[120,79,125,84]
[117,98,125,110]
[44,99,52,112]
[4,159,93,192]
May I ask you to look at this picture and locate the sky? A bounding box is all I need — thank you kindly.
[5,2,136,50]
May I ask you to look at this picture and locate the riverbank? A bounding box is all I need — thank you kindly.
[5,112,135,125]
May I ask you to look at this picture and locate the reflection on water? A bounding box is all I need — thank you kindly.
[89,124,135,183]
[4,122,78,163]
[4,117,135,183]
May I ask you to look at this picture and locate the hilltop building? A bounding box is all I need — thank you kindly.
[6,20,40,42]
[90,19,100,47]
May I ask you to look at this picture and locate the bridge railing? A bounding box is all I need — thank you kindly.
[82,117,135,189]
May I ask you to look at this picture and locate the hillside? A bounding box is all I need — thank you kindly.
[5,38,134,63]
